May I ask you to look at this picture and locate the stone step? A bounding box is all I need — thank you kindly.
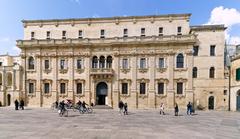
[93,105,113,109]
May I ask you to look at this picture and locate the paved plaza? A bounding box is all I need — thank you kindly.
[0,107,240,139]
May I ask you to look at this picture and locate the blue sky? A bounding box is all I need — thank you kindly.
[0,0,240,55]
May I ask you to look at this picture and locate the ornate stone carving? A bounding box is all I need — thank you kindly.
[59,69,68,74]
[75,69,84,74]
[156,68,167,73]
[138,68,148,73]
[120,68,130,74]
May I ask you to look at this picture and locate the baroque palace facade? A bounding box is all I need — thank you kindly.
[0,13,230,110]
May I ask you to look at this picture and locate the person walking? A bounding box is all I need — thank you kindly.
[14,99,19,110]
[174,103,179,116]
[159,103,165,115]
[187,102,191,115]
[123,103,128,115]
[55,101,58,109]
[118,100,124,115]
[19,100,24,110]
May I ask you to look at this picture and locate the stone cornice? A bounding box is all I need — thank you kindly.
[22,13,191,27]
[190,25,226,32]
[17,35,197,48]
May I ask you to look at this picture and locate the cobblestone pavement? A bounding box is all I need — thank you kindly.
[0,107,240,139]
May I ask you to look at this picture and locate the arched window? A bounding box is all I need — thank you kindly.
[209,67,215,78]
[0,73,2,86]
[193,67,197,78]
[236,68,240,81]
[176,54,184,68]
[28,56,35,70]
[106,56,112,68]
[99,56,105,68]
[7,72,12,86]
[92,56,98,68]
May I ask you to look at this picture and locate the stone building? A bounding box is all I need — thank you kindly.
[0,54,22,106]
[13,13,228,110]
[230,44,240,111]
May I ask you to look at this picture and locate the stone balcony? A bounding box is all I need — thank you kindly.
[90,68,114,79]
[16,34,197,48]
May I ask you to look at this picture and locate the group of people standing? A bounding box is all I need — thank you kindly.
[14,99,24,110]
[118,100,128,115]
[160,102,194,116]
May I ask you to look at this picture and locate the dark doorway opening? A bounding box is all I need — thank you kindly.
[208,96,214,110]
[7,94,11,106]
[96,82,108,105]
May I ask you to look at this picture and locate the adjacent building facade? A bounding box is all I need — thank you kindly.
[0,55,22,106]
[0,13,229,110]
[230,45,240,111]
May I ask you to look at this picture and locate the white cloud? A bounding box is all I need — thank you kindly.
[0,37,10,42]
[207,6,240,27]
[206,6,240,45]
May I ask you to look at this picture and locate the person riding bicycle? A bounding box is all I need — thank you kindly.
[82,101,88,110]
[77,100,82,107]
[59,100,66,112]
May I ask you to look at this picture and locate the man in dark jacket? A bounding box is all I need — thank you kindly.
[20,100,24,110]
[14,99,19,110]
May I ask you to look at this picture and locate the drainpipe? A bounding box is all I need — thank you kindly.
[228,65,231,111]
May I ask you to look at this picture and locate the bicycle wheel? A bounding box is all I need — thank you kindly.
[87,108,93,113]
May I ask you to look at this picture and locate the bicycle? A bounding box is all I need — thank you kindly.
[58,107,68,117]
[78,106,93,114]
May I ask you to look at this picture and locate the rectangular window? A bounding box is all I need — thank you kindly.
[177,26,182,35]
[158,83,164,94]
[78,30,83,39]
[140,83,146,94]
[177,82,183,94]
[100,29,105,38]
[62,31,66,39]
[45,60,49,70]
[123,29,128,37]
[141,28,145,37]
[60,60,65,70]
[46,31,51,39]
[76,83,82,94]
[140,58,146,69]
[122,59,128,69]
[29,83,34,94]
[44,83,50,94]
[60,83,66,94]
[193,46,199,56]
[159,27,163,36]
[210,45,216,56]
[77,59,82,69]
[122,83,128,94]
[224,90,227,95]
[31,32,35,40]
[159,58,164,68]
[236,68,240,81]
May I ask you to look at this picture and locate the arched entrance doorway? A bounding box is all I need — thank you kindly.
[236,90,240,111]
[96,82,108,105]
[7,94,11,106]
[208,96,214,110]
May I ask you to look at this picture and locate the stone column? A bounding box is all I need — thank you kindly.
[85,56,91,104]
[52,56,58,102]
[148,56,156,108]
[131,55,138,108]
[68,56,74,101]
[36,55,42,107]
[186,52,194,105]
[112,55,119,109]
[167,53,175,109]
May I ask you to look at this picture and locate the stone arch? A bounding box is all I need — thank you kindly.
[96,82,108,105]
[99,56,105,68]
[92,56,98,68]
[106,56,112,68]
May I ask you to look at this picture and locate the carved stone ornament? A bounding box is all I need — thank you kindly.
[157,68,167,73]
[75,69,84,74]
[138,94,148,99]
[120,94,130,98]
[120,68,130,74]
[43,69,52,74]
[138,68,148,73]
[174,68,188,72]
[156,94,167,98]
[59,69,68,74]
